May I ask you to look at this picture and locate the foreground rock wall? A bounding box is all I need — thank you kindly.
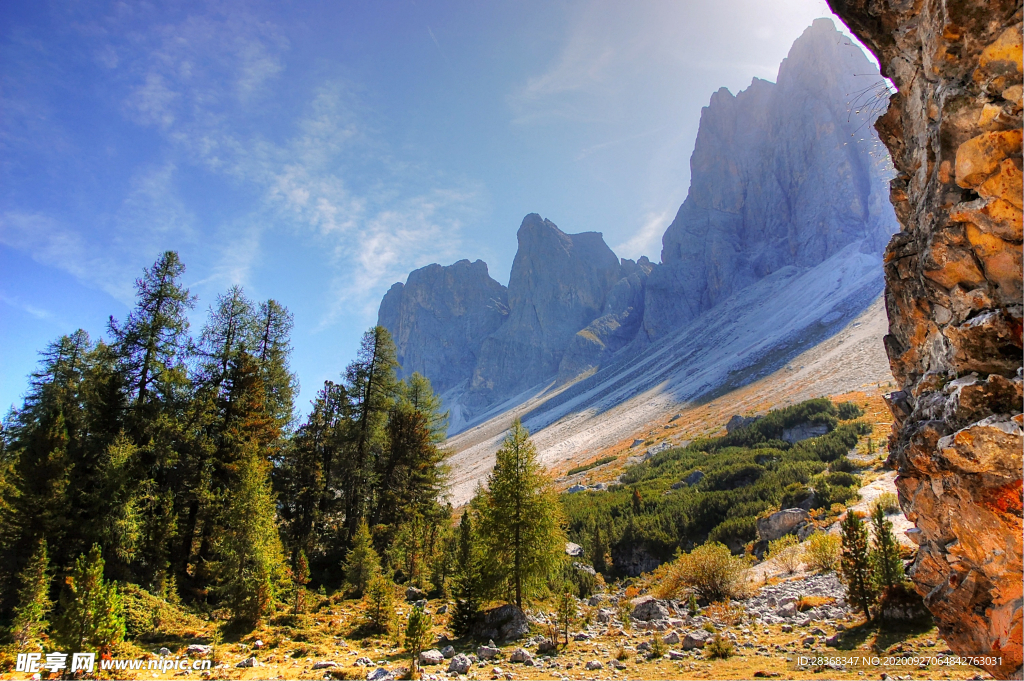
[828,0,1023,677]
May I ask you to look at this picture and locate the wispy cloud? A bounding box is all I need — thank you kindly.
[0,292,54,321]
[613,209,672,262]
[3,4,478,320]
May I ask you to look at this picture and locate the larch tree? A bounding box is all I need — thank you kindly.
[53,545,125,655]
[9,540,53,649]
[476,419,565,609]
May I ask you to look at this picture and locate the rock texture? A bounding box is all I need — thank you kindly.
[559,257,654,378]
[827,0,1023,677]
[378,259,507,394]
[643,18,897,339]
[470,214,621,403]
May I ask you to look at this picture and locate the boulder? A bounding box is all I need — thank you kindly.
[565,542,584,556]
[355,657,374,666]
[235,657,259,668]
[473,604,530,642]
[756,508,811,543]
[726,415,760,433]
[419,650,444,666]
[585,660,604,670]
[366,669,395,681]
[631,596,670,621]
[476,645,499,660]
[663,631,681,645]
[406,586,427,601]
[185,645,211,657]
[537,639,557,654]
[312,662,337,670]
[782,422,830,444]
[447,655,472,674]
[509,648,532,663]
[682,630,711,650]
[440,645,455,659]
[685,470,705,486]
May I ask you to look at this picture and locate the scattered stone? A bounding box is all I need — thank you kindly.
[682,630,711,650]
[631,596,670,621]
[235,657,259,668]
[477,645,500,660]
[436,604,448,614]
[159,648,172,656]
[509,648,532,663]
[312,662,337,670]
[447,655,472,674]
[669,650,686,660]
[663,631,680,645]
[419,650,444,666]
[405,586,427,601]
[253,640,264,650]
[366,669,395,681]
[537,639,557,654]
[355,657,374,667]
[440,645,455,659]
[584,660,604,670]
[185,645,211,657]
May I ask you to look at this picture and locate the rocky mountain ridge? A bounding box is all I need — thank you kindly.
[378,19,897,432]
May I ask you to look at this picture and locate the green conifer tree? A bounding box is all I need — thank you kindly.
[870,505,905,591]
[294,549,310,616]
[344,519,380,597]
[476,419,565,609]
[9,541,53,650]
[53,545,125,655]
[364,571,396,634]
[591,524,607,574]
[216,440,287,625]
[405,606,432,679]
[840,512,876,621]
[450,511,480,637]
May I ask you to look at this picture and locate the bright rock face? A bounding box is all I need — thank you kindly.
[469,214,622,403]
[377,259,508,394]
[828,0,1023,677]
[643,18,897,339]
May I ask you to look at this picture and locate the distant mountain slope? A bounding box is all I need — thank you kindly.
[376,18,897,441]
[443,251,891,505]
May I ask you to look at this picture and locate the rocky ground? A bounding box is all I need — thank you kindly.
[96,567,988,681]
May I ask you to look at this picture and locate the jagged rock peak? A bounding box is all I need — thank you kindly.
[642,16,897,340]
[469,214,621,403]
[377,258,508,395]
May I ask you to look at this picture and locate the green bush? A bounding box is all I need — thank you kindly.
[664,542,747,602]
[836,402,864,420]
[705,633,734,659]
[802,532,841,573]
[560,399,871,575]
[871,492,900,516]
[766,535,801,573]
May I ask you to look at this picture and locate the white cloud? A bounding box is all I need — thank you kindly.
[613,209,671,262]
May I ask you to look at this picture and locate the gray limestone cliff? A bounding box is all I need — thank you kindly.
[377,259,508,394]
[643,18,897,339]
[469,214,621,403]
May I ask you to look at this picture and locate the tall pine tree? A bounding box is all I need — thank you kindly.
[476,419,565,609]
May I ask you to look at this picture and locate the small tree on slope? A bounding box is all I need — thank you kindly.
[840,512,876,621]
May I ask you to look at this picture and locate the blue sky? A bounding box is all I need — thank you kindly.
[1,0,862,415]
